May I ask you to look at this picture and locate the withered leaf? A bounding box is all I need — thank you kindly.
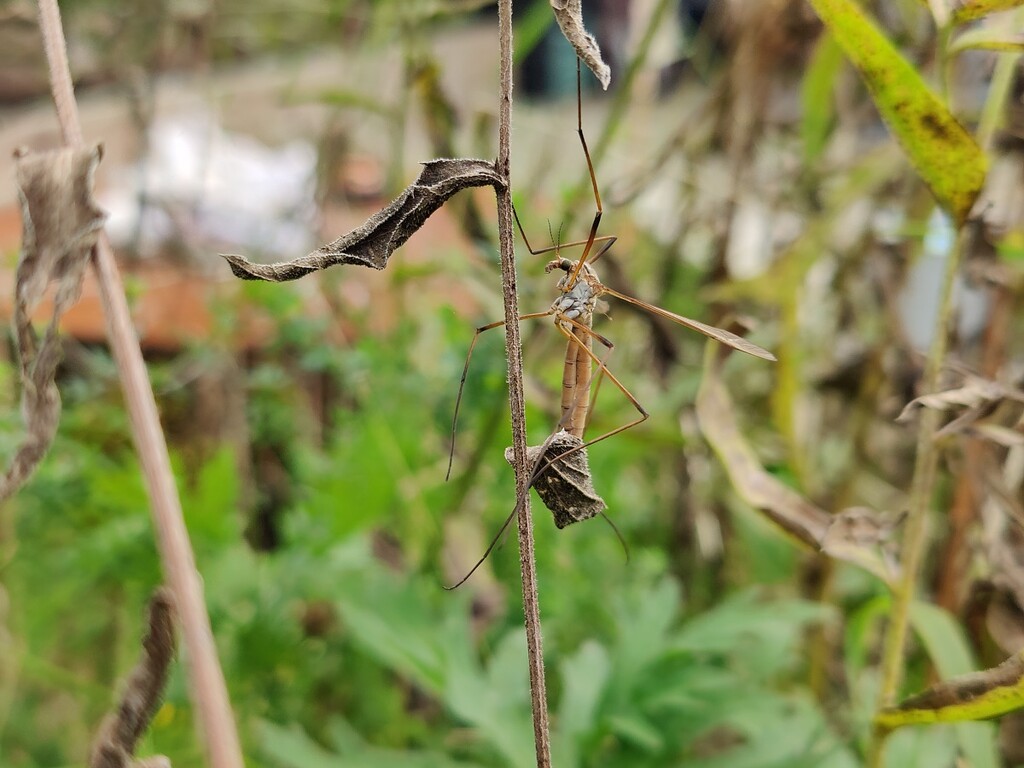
[876,652,1024,728]
[90,589,177,768]
[505,429,606,528]
[898,373,1024,445]
[550,0,612,89]
[222,158,503,281]
[696,345,899,584]
[1,145,106,504]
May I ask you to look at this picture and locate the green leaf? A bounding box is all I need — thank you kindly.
[802,33,845,163]
[606,713,665,752]
[258,721,338,768]
[181,447,241,547]
[909,601,976,678]
[686,693,859,768]
[673,591,831,658]
[552,641,611,767]
[335,570,464,695]
[806,0,987,225]
[872,602,1001,768]
[952,0,1024,23]
[609,577,682,683]
[882,725,958,768]
[445,630,535,768]
[258,719,487,768]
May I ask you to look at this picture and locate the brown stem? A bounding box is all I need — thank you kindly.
[496,1,552,765]
[34,3,244,767]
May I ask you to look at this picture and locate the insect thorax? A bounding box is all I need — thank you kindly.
[547,258,600,323]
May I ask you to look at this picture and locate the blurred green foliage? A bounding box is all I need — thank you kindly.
[0,277,864,767]
[5,0,1024,766]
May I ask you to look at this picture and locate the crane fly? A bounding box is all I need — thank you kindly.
[444,59,775,588]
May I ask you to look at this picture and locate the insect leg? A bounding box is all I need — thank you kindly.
[512,203,615,259]
[446,327,622,590]
[539,319,650,474]
[447,310,554,480]
[568,57,604,286]
[444,406,578,590]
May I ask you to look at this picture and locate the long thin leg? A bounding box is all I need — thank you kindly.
[446,323,630,590]
[512,204,616,259]
[511,57,611,282]
[444,505,517,590]
[568,57,604,286]
[533,319,649,480]
[585,357,607,432]
[447,310,554,480]
[444,389,582,590]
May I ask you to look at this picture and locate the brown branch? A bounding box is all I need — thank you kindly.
[496,1,552,765]
[33,3,244,767]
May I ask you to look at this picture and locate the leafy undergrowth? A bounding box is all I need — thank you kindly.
[0,295,991,767]
[0,289,852,767]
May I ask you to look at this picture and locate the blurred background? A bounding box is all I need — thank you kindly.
[1,0,1023,766]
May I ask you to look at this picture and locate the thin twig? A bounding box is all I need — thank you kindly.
[34,3,244,768]
[496,0,552,765]
[867,233,960,768]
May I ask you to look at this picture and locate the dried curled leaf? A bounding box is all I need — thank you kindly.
[222,158,503,281]
[505,430,606,528]
[898,373,1024,446]
[90,589,177,768]
[696,345,900,584]
[1,145,106,504]
[550,0,611,90]
[877,652,1024,728]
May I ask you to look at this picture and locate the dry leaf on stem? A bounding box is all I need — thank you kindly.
[223,158,503,281]
[696,343,901,584]
[2,145,106,503]
[90,589,177,768]
[549,0,611,89]
[504,429,606,528]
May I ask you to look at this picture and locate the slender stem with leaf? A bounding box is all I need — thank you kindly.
[868,13,1023,766]
[34,3,244,767]
[867,229,962,767]
[495,1,553,765]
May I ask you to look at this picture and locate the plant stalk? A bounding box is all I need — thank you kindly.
[35,3,244,767]
[867,224,963,767]
[496,0,552,765]
[867,17,1022,761]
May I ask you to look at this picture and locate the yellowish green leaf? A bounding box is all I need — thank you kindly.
[806,0,987,225]
[952,0,1024,23]
[876,652,1024,727]
[801,33,845,163]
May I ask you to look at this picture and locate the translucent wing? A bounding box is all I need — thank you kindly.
[603,287,777,361]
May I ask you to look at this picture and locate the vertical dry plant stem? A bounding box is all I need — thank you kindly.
[34,3,244,768]
[496,1,552,765]
[868,32,1020,763]
[867,226,964,767]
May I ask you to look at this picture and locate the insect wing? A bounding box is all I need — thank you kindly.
[603,288,776,361]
